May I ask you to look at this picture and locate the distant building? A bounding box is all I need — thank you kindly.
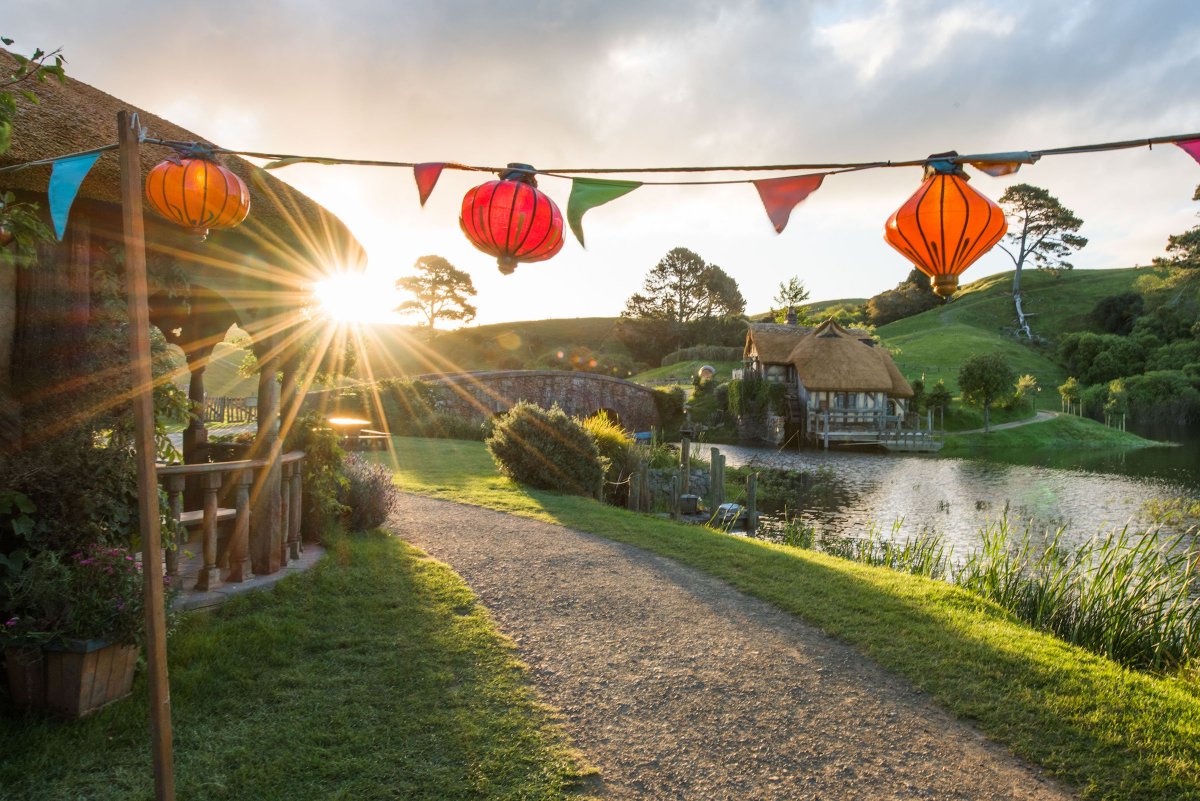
[741,318,929,450]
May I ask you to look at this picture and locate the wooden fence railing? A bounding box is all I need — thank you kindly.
[158,450,304,590]
[202,396,257,424]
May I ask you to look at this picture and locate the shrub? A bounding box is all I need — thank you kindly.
[340,454,398,531]
[651,386,686,433]
[925,380,952,412]
[580,412,636,506]
[486,402,604,496]
[1057,332,1147,384]
[1086,292,1144,335]
[284,410,348,540]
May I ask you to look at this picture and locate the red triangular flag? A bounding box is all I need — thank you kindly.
[1176,139,1200,166]
[413,162,445,207]
[753,173,826,234]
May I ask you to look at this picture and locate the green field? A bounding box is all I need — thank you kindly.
[878,267,1165,405]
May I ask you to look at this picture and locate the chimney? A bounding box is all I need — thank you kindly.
[785,306,797,326]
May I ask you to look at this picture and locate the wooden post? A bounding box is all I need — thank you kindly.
[638,461,649,513]
[747,473,758,535]
[717,454,726,507]
[823,409,830,450]
[289,458,303,559]
[164,475,185,577]
[251,354,283,575]
[680,436,690,495]
[709,447,720,508]
[194,472,223,592]
[118,110,175,801]
[227,468,253,583]
[670,472,680,521]
[279,462,291,568]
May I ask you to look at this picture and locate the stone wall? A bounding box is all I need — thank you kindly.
[426,370,660,432]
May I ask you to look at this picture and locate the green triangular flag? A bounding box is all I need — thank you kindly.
[567,178,641,247]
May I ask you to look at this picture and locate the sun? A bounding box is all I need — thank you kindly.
[313,272,400,325]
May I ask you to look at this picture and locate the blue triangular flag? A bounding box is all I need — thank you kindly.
[49,152,102,240]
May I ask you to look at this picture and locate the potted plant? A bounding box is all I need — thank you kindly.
[2,544,174,718]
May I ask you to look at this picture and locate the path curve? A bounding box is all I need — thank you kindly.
[954,410,1058,435]
[390,493,1074,800]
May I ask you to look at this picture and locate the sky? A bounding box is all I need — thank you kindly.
[7,0,1200,326]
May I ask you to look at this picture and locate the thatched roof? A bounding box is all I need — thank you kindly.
[0,50,365,289]
[744,321,873,363]
[787,319,913,397]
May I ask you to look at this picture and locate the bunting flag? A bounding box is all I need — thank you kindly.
[566,177,641,246]
[262,156,341,170]
[753,173,825,234]
[1176,139,1200,166]
[48,152,101,240]
[413,162,445,207]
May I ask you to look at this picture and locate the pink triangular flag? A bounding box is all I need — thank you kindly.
[413,162,446,207]
[1175,139,1200,166]
[753,173,826,234]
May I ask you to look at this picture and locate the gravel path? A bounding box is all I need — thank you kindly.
[391,493,1075,800]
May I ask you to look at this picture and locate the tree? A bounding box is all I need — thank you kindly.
[1154,183,1200,271]
[771,276,810,321]
[997,184,1088,339]
[1058,376,1081,414]
[958,353,1015,433]
[622,247,744,323]
[395,255,478,330]
[865,269,940,326]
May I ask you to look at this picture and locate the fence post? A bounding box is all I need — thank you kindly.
[746,473,757,535]
[680,436,690,495]
[709,448,720,508]
[671,472,681,521]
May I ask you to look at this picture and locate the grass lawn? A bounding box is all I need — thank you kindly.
[0,533,592,801]
[943,413,1160,452]
[374,437,1200,801]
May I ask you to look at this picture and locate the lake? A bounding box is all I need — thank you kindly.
[710,438,1200,557]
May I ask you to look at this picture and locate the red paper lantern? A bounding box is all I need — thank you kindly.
[884,158,1006,298]
[460,164,564,274]
[145,152,250,240]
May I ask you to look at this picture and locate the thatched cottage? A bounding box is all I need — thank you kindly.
[742,318,916,447]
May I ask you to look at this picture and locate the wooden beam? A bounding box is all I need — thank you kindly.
[118,109,176,801]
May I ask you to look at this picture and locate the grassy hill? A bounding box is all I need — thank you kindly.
[878,267,1167,406]
[630,360,741,387]
[362,317,627,377]
[169,341,258,398]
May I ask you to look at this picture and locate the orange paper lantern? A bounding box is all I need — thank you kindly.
[884,160,1006,298]
[145,154,250,240]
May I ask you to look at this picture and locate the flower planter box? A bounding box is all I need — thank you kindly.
[5,639,138,718]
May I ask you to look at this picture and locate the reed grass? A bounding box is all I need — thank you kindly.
[817,521,953,580]
[956,519,1200,671]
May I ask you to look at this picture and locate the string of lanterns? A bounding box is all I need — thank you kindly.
[4,130,1199,297]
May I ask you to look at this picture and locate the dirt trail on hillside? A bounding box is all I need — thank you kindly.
[390,493,1074,800]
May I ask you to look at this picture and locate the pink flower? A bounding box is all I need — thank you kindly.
[4,617,17,627]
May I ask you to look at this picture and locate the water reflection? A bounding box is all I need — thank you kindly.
[716,443,1199,557]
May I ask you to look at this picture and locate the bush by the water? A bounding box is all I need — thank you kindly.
[486,402,603,496]
[340,454,399,531]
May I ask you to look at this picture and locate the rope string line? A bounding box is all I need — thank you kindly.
[1,130,1198,184]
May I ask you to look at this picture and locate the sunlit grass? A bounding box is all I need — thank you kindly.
[373,437,1200,801]
[0,532,593,800]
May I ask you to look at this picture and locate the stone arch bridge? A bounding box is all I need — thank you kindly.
[419,370,660,432]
